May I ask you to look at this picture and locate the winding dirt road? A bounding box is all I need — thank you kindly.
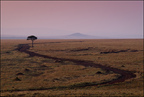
[17,44,136,86]
[2,43,135,93]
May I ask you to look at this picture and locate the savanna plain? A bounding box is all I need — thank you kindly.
[1,39,143,96]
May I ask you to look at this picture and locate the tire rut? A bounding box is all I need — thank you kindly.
[7,44,136,92]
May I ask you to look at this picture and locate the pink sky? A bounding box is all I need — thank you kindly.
[1,1,143,38]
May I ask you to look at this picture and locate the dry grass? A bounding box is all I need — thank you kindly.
[1,39,143,96]
[31,39,143,72]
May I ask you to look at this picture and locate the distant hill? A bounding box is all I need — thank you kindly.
[1,33,106,39]
[42,33,106,39]
[64,33,102,39]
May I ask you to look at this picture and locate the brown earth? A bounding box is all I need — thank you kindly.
[13,44,136,91]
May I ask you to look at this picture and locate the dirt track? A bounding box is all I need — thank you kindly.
[15,44,136,90]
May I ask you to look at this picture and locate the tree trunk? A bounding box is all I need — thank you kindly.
[32,40,34,47]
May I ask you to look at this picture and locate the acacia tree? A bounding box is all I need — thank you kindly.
[27,35,37,47]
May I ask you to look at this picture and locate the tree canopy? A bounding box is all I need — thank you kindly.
[27,35,37,40]
[27,35,37,47]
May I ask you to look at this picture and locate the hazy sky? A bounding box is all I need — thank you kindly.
[1,1,143,38]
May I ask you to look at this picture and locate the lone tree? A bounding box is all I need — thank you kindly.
[27,35,37,47]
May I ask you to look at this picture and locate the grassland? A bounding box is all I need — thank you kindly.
[1,39,143,96]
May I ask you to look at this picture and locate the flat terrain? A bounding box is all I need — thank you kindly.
[1,39,143,96]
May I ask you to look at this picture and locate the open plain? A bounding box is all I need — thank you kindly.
[1,39,143,96]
